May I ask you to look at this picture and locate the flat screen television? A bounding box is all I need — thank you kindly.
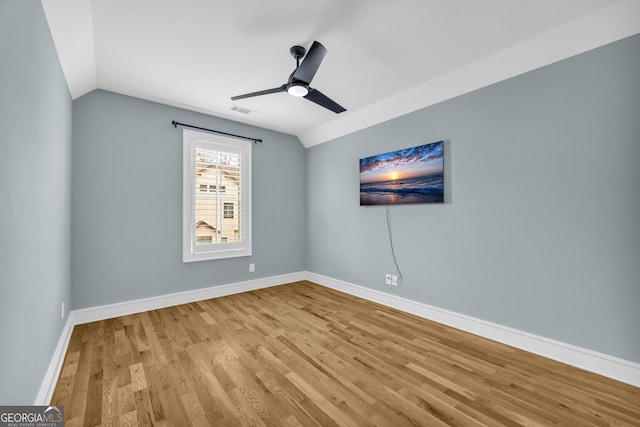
[359,141,444,205]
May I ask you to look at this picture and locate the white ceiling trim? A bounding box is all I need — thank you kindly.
[299,0,640,148]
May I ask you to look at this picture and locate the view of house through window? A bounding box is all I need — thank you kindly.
[194,147,241,244]
[183,128,252,262]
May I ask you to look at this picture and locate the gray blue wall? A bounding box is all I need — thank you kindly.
[71,91,307,309]
[0,1,73,404]
[307,34,640,363]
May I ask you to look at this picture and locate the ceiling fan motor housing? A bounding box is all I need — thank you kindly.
[290,45,306,61]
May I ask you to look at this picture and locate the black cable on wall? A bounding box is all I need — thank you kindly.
[386,205,403,286]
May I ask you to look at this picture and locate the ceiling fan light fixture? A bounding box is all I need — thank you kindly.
[287,84,308,97]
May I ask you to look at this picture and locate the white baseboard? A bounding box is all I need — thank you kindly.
[36,270,639,405]
[306,272,640,388]
[72,271,307,325]
[34,313,75,405]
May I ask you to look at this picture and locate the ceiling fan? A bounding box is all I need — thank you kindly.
[231,41,346,114]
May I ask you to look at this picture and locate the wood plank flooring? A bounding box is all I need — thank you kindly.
[51,281,640,426]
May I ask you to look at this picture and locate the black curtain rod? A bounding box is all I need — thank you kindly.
[172,120,262,143]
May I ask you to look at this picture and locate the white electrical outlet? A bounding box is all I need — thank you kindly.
[249,263,255,273]
[61,302,65,319]
[392,275,398,286]
[385,274,392,285]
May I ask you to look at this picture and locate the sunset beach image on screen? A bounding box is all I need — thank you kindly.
[359,141,444,205]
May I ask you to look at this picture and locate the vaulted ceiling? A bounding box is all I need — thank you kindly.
[41,0,640,147]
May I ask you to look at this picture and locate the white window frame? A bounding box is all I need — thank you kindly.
[182,129,252,262]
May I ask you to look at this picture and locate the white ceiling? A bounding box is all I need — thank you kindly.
[41,0,640,148]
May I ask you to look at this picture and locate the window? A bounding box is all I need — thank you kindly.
[183,129,252,262]
[223,202,234,219]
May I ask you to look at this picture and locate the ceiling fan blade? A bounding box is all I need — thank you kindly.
[231,85,286,100]
[292,41,327,84]
[304,88,346,114]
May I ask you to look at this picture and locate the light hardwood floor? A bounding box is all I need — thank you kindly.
[51,281,640,426]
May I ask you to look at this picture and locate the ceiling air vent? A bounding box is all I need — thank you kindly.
[231,105,255,115]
